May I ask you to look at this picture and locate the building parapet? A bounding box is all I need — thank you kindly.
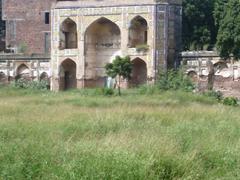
[0,54,50,61]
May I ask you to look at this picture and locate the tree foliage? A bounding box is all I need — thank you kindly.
[183,0,240,60]
[215,0,240,59]
[182,0,217,50]
[105,56,133,95]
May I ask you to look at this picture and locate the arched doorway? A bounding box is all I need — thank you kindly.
[59,18,78,50]
[60,59,77,90]
[131,58,147,86]
[16,64,31,80]
[84,17,121,86]
[128,16,148,48]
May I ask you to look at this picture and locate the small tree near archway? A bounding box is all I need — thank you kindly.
[105,56,133,96]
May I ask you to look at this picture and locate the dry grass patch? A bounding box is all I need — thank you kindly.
[0,87,240,179]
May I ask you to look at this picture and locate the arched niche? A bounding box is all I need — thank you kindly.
[59,18,78,50]
[16,64,31,80]
[60,59,77,90]
[130,58,147,86]
[128,16,148,48]
[187,71,198,82]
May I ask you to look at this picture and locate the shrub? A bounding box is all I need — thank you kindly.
[101,88,115,96]
[135,44,149,52]
[157,69,195,92]
[203,90,223,101]
[222,97,238,106]
[138,84,159,95]
[18,42,28,54]
[12,78,49,90]
[13,78,29,89]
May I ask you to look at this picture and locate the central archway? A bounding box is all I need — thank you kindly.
[84,17,121,87]
[130,58,147,86]
[60,59,77,90]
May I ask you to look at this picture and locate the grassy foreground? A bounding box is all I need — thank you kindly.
[0,87,240,179]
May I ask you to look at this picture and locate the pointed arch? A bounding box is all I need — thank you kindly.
[40,72,49,81]
[84,17,121,35]
[16,64,31,80]
[187,70,198,82]
[59,18,78,50]
[128,16,148,48]
[60,59,77,90]
[214,61,228,71]
[130,58,147,86]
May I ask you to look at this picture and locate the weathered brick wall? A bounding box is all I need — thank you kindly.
[2,0,56,54]
[182,51,240,97]
[0,0,5,51]
[0,54,50,85]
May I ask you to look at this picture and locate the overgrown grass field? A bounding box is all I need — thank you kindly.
[0,86,240,179]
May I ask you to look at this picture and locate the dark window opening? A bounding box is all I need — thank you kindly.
[45,12,50,24]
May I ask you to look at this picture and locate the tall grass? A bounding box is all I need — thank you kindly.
[0,86,240,179]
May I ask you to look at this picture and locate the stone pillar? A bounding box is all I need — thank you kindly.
[121,13,128,56]
[77,38,85,89]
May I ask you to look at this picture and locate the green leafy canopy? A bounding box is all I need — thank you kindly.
[105,56,133,80]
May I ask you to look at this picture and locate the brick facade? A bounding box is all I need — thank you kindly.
[2,0,56,54]
[0,0,5,51]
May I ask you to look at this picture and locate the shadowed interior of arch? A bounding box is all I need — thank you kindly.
[84,17,121,87]
[0,72,6,83]
[128,16,148,48]
[60,59,77,90]
[16,64,30,80]
[40,72,49,81]
[130,58,147,86]
[214,62,228,71]
[187,71,198,82]
[59,18,78,50]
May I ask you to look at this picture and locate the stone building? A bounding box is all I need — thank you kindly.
[2,0,56,54]
[51,0,182,91]
[0,0,182,90]
[0,54,50,85]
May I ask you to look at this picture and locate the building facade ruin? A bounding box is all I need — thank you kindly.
[0,0,182,91]
[182,51,240,97]
[0,54,50,85]
[51,0,182,90]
